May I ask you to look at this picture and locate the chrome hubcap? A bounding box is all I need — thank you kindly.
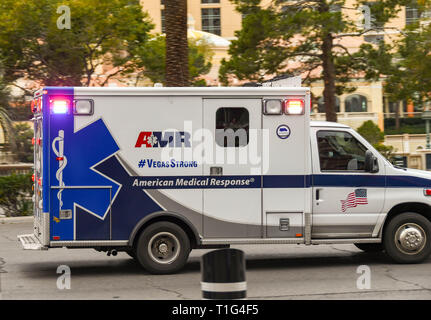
[158,243,168,254]
[148,232,180,264]
[395,223,426,255]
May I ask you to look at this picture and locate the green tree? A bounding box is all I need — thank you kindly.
[357,120,384,145]
[220,0,411,122]
[136,36,213,86]
[357,120,394,158]
[359,9,431,109]
[0,0,153,88]
[0,74,14,148]
[0,173,33,216]
[12,123,34,163]
[165,0,189,86]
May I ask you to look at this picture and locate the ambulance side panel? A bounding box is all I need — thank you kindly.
[66,92,204,241]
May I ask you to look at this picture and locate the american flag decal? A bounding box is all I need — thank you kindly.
[341,189,368,212]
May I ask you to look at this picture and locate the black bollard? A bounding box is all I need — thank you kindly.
[201,248,246,299]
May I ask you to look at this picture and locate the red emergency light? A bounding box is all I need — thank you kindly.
[284,99,305,115]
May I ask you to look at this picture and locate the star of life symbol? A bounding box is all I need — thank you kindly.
[52,130,67,211]
[147,134,158,147]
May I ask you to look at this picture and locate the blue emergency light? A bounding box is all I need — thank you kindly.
[51,99,69,114]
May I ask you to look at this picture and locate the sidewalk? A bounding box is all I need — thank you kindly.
[0,216,33,224]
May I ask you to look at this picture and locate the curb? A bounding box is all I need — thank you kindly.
[0,216,34,224]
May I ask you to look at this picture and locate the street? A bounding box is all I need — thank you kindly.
[1,219,430,300]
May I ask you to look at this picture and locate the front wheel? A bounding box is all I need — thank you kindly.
[135,221,191,274]
[384,212,431,264]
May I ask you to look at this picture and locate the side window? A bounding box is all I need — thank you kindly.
[215,107,249,147]
[317,131,367,171]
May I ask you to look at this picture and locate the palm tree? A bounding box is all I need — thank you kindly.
[0,107,13,146]
[165,0,189,87]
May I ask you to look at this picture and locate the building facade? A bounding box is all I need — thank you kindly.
[384,134,431,170]
[140,0,428,132]
[141,0,243,39]
[310,80,384,130]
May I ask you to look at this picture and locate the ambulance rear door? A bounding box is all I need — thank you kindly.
[262,92,311,240]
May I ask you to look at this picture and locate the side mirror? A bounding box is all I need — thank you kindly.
[365,150,379,173]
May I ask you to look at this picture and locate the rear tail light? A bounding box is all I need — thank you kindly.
[37,97,42,112]
[32,137,41,146]
[31,97,43,113]
[424,189,431,196]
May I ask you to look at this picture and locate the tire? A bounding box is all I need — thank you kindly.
[135,221,191,274]
[125,248,136,259]
[354,243,384,252]
[383,212,431,264]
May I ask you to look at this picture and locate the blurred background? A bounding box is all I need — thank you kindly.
[1,0,431,216]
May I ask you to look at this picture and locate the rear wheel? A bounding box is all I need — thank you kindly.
[135,221,191,274]
[384,212,431,263]
[125,248,136,259]
[354,243,384,252]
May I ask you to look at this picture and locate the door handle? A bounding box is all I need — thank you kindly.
[315,188,323,202]
[210,167,223,176]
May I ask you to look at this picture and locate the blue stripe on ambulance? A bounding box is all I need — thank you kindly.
[313,174,431,188]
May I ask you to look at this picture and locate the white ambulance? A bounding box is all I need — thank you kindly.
[18,86,431,274]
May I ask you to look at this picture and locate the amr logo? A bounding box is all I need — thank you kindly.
[52,130,68,210]
[135,131,191,148]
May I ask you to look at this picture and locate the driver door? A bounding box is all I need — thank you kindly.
[311,128,385,239]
